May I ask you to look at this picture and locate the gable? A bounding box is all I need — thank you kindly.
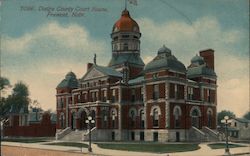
[83,67,106,80]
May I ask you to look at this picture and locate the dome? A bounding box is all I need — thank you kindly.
[65,71,76,80]
[112,9,140,33]
[158,45,171,55]
[144,46,186,73]
[57,71,78,89]
[191,54,204,65]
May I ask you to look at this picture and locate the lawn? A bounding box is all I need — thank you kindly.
[2,138,49,143]
[208,143,246,149]
[45,142,88,148]
[97,143,200,153]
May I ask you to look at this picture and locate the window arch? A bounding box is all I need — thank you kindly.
[101,110,108,128]
[207,108,213,128]
[139,109,145,128]
[129,107,137,128]
[59,112,65,129]
[173,106,182,128]
[153,108,159,127]
[190,106,201,128]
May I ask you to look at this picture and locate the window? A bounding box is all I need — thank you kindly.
[102,90,107,102]
[131,89,135,102]
[78,94,81,103]
[124,43,128,51]
[111,110,116,128]
[112,89,116,102]
[153,108,159,127]
[140,87,144,101]
[245,123,248,128]
[153,84,159,100]
[140,110,145,128]
[101,110,108,128]
[60,113,65,129]
[207,110,213,128]
[188,87,194,100]
[153,132,158,141]
[130,110,136,128]
[174,107,181,128]
[234,122,237,127]
[140,132,144,141]
[131,131,135,140]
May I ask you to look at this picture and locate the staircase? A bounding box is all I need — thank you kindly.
[188,126,221,142]
[55,127,71,140]
[61,130,87,141]
[202,126,221,141]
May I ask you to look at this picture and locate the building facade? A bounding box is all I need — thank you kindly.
[56,9,218,142]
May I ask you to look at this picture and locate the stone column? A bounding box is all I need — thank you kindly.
[143,83,147,129]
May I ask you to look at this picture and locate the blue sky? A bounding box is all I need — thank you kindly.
[1,0,249,116]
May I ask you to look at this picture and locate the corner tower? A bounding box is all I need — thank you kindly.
[109,9,144,78]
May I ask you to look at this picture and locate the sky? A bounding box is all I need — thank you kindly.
[0,0,249,117]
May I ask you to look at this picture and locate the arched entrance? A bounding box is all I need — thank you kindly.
[71,112,76,130]
[191,109,200,128]
[79,111,87,130]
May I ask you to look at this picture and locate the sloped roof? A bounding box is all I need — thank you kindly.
[82,65,122,80]
[95,65,122,77]
[128,76,144,84]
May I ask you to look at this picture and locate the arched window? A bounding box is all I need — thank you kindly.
[101,110,108,129]
[71,112,77,129]
[174,106,182,128]
[190,107,201,128]
[207,109,213,128]
[60,113,65,129]
[140,109,145,128]
[130,110,136,128]
[153,108,159,127]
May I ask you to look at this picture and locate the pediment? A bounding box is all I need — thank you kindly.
[83,67,106,80]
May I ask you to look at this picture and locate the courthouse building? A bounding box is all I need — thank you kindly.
[56,9,218,142]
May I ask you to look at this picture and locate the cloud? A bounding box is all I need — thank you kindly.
[138,16,249,117]
[2,21,107,55]
[2,21,109,111]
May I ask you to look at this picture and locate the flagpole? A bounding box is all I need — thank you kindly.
[125,0,127,9]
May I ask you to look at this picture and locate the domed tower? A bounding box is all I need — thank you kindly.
[109,9,144,78]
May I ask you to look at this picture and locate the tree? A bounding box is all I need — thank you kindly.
[0,77,11,118]
[217,110,236,125]
[10,81,30,112]
[243,111,250,120]
[0,77,10,91]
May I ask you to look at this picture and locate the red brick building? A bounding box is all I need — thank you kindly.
[56,9,217,142]
[4,108,56,137]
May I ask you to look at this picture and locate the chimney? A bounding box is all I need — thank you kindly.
[87,63,93,71]
[199,49,214,70]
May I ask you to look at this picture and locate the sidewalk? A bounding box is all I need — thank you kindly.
[2,141,250,156]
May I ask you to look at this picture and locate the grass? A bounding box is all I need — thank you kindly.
[97,143,200,153]
[208,143,246,149]
[45,142,88,148]
[2,138,48,143]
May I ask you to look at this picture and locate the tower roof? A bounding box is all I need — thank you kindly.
[112,9,140,33]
